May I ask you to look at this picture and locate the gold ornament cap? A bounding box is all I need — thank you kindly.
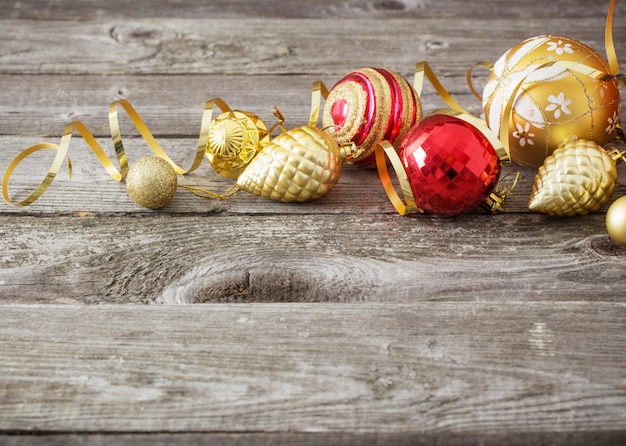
[126,156,178,209]
[206,110,269,179]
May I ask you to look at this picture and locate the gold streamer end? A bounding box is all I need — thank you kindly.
[375,141,422,216]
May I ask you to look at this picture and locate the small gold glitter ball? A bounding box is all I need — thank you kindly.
[606,196,626,245]
[125,156,178,209]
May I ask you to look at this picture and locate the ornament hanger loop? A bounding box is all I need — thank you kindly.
[481,170,521,214]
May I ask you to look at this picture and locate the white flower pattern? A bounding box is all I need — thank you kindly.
[606,111,619,134]
[546,40,574,55]
[512,122,535,147]
[545,92,572,119]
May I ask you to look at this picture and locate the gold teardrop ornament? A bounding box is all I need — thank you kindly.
[206,110,270,179]
[235,125,350,203]
[528,139,621,216]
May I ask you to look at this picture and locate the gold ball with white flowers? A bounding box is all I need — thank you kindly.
[483,35,621,168]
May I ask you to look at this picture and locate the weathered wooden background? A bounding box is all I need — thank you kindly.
[1,0,625,444]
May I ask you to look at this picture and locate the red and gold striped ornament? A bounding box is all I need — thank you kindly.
[316,67,422,168]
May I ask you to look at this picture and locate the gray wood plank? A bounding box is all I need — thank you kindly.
[0,18,622,75]
[1,213,625,304]
[2,431,625,446]
[1,0,619,19]
[0,73,489,136]
[1,303,625,440]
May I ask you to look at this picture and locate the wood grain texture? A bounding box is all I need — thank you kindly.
[1,303,625,440]
[0,18,622,76]
[2,0,626,441]
[1,213,625,305]
[2,0,622,19]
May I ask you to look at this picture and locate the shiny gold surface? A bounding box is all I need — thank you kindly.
[528,139,618,216]
[206,110,269,179]
[483,35,621,168]
[236,126,343,203]
[606,195,626,245]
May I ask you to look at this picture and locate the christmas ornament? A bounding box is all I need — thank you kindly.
[204,97,273,179]
[125,156,178,209]
[2,98,206,207]
[606,196,626,245]
[528,139,622,217]
[311,67,422,168]
[482,35,621,168]
[481,0,621,168]
[235,125,351,202]
[376,110,509,217]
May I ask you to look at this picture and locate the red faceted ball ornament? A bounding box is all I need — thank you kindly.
[400,113,502,217]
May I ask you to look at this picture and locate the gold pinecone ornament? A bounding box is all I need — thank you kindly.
[235,125,350,202]
[528,139,619,216]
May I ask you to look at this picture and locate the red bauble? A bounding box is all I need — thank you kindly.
[400,114,501,217]
[322,68,422,168]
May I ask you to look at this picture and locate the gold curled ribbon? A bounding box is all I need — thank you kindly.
[466,61,494,102]
[2,98,234,206]
[375,141,421,215]
[309,81,330,127]
[605,0,619,76]
[413,61,467,113]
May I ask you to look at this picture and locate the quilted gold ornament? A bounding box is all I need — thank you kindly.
[483,35,621,168]
[235,125,349,202]
[528,139,620,216]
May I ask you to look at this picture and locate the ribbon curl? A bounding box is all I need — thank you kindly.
[1,98,234,206]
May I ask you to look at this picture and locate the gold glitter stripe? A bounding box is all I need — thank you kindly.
[2,98,230,206]
[375,141,421,216]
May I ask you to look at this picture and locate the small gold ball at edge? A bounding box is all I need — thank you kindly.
[125,157,178,209]
[605,196,626,246]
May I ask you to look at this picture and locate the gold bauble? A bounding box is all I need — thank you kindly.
[483,35,621,168]
[236,125,345,202]
[606,196,626,245]
[125,156,178,209]
[206,110,269,179]
[528,139,617,216]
